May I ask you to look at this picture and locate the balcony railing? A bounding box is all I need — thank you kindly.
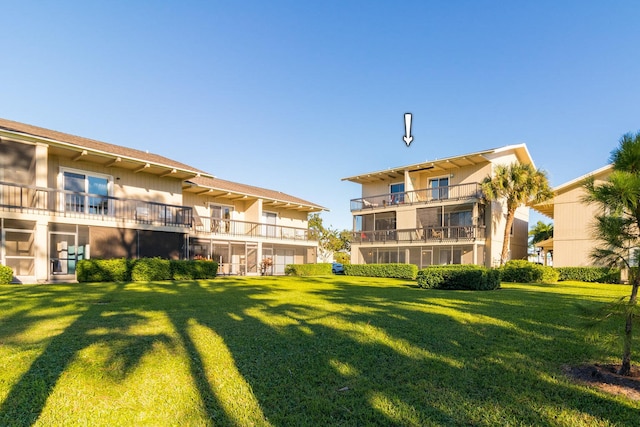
[352,225,486,244]
[0,181,192,228]
[350,183,482,211]
[193,216,314,242]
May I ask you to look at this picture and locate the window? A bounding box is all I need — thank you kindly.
[390,182,405,204]
[374,211,396,231]
[262,211,277,237]
[430,177,449,200]
[61,169,111,214]
[210,204,233,233]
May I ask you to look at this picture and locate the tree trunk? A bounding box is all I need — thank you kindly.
[500,209,516,266]
[619,276,639,376]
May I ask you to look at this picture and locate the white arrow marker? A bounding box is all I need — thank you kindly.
[403,113,413,147]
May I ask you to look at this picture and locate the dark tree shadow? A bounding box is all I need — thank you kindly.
[0,283,173,426]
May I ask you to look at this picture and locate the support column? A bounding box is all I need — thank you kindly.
[35,143,49,282]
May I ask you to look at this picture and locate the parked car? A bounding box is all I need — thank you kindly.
[332,262,345,274]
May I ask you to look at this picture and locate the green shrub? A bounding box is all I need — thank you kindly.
[0,265,14,284]
[77,259,132,282]
[500,260,558,283]
[131,258,171,281]
[343,263,418,280]
[556,266,621,283]
[416,265,500,290]
[170,260,218,280]
[78,258,218,282]
[285,263,332,276]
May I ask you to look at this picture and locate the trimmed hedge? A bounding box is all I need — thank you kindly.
[417,265,501,290]
[556,266,621,284]
[170,260,219,280]
[343,263,418,280]
[77,258,218,282]
[76,258,133,282]
[131,257,171,281]
[500,260,559,283]
[0,265,14,284]
[285,263,333,276]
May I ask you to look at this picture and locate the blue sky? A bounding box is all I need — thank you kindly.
[2,1,639,231]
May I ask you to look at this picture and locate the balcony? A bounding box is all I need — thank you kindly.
[350,183,482,211]
[0,181,192,228]
[192,216,314,242]
[352,225,486,244]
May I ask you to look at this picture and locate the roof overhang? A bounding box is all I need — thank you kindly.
[182,181,326,213]
[535,238,554,251]
[0,128,211,180]
[342,144,532,185]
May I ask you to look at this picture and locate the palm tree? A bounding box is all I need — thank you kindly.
[529,220,554,263]
[529,220,554,245]
[482,163,553,266]
[583,131,640,376]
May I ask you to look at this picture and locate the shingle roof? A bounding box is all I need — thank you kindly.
[0,117,209,176]
[0,117,325,211]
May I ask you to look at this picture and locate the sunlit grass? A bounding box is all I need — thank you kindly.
[0,277,637,426]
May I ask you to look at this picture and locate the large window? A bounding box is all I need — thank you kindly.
[441,210,472,227]
[430,177,449,200]
[61,169,111,214]
[355,212,396,231]
[390,182,405,204]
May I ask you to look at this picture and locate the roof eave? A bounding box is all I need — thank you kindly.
[1,128,213,180]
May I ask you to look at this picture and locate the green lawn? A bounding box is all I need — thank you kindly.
[0,276,637,426]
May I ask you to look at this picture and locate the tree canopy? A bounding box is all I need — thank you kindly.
[583,131,640,376]
[529,221,554,246]
[308,213,351,263]
[482,162,553,265]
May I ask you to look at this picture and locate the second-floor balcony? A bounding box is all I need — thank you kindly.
[352,225,486,244]
[192,216,313,242]
[0,181,192,228]
[350,182,482,211]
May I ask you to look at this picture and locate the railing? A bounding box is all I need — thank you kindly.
[350,183,482,211]
[352,225,486,244]
[193,216,314,241]
[0,181,192,228]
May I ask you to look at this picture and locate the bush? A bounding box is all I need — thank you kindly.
[416,265,501,290]
[556,266,621,283]
[500,260,559,283]
[131,258,171,282]
[170,260,218,280]
[285,263,332,276]
[0,265,14,284]
[343,263,418,280]
[77,259,132,282]
[78,258,218,282]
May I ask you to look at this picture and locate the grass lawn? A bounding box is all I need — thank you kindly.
[0,276,638,426]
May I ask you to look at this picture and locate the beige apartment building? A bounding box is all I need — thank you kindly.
[534,165,612,267]
[0,118,324,283]
[343,145,533,268]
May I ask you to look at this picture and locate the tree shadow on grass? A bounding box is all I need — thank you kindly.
[0,283,174,426]
[132,278,640,425]
[3,278,638,425]
[306,281,640,424]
